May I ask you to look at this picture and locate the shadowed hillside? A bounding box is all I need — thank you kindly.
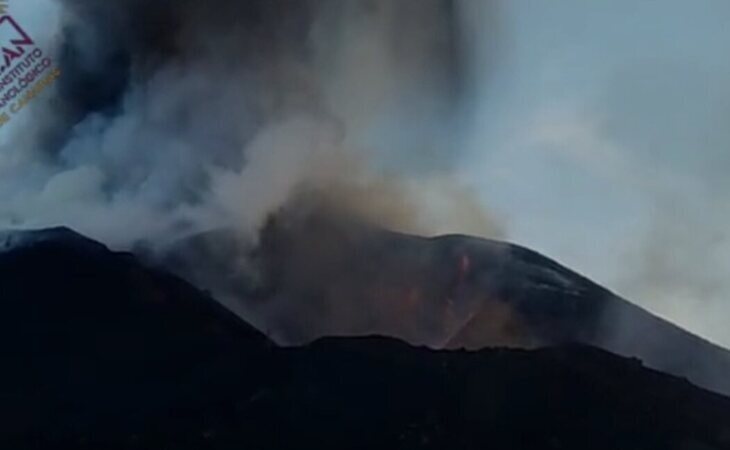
[157,208,730,396]
[1,228,730,449]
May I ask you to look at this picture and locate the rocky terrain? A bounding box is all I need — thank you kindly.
[1,227,730,449]
[158,209,730,396]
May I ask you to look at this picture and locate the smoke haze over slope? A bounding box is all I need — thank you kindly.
[2,0,730,348]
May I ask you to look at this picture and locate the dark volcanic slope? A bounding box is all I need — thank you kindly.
[2,228,730,449]
[159,210,730,397]
[0,228,271,442]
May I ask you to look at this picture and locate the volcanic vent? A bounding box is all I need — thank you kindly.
[156,203,730,397]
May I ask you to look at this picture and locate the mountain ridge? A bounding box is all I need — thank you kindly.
[149,210,730,396]
[1,227,730,449]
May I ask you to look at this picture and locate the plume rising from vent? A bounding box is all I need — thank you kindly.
[0,0,503,251]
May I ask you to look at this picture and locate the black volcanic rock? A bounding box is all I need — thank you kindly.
[157,210,730,397]
[1,228,730,449]
[0,227,270,444]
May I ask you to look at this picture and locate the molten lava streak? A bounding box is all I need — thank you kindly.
[456,253,471,287]
[438,252,478,347]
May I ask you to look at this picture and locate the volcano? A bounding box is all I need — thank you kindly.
[156,207,730,397]
[1,226,730,449]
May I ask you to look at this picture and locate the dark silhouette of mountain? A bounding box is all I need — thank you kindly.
[156,208,730,396]
[2,227,730,449]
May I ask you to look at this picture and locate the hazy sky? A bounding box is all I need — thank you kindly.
[462,0,730,345]
[7,0,730,346]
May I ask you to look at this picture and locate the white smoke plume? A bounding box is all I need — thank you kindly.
[0,0,503,249]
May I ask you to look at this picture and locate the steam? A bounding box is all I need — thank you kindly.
[6,0,725,354]
[0,0,502,249]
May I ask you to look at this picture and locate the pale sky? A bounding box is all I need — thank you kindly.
[463,0,730,345]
